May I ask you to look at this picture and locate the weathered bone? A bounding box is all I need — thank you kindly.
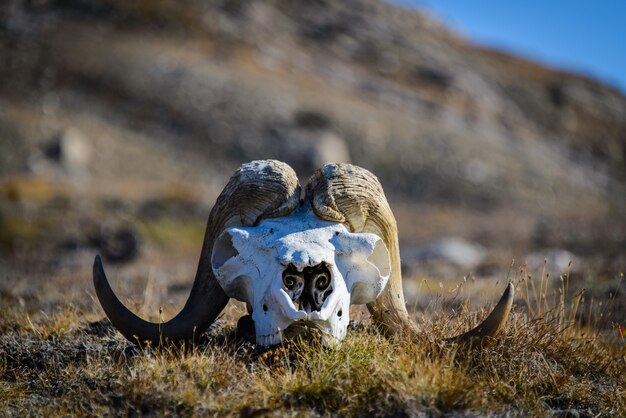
[93,159,515,348]
[211,203,391,346]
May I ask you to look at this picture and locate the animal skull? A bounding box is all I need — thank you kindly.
[92,160,514,348]
[211,205,390,346]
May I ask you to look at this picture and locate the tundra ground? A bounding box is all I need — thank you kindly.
[1,262,624,417]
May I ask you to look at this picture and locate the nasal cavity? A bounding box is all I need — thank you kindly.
[282,264,305,303]
[282,263,334,312]
[301,263,333,312]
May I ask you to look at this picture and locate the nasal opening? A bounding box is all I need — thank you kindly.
[282,263,333,312]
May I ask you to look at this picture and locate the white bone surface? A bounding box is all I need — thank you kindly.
[212,203,390,346]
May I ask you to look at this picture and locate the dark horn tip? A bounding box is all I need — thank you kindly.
[94,254,102,269]
[93,254,106,288]
[498,282,515,312]
[503,282,514,298]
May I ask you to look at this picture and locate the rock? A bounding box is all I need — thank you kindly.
[402,237,487,269]
[29,127,93,186]
[88,226,139,264]
[549,408,593,418]
[44,127,93,170]
[84,319,116,337]
[293,110,332,130]
[274,110,351,174]
[525,248,575,275]
[311,131,351,168]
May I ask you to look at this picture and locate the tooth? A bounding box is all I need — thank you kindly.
[292,310,308,321]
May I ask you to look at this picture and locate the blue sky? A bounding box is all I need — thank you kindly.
[394,1,626,93]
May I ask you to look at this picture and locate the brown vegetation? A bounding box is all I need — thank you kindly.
[1,264,624,416]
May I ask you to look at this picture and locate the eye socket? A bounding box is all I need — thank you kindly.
[263,304,268,312]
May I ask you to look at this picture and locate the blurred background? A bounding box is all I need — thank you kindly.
[0,0,624,317]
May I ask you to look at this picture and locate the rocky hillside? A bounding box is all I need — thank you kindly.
[1,0,625,293]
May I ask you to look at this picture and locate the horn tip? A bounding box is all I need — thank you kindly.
[94,254,102,268]
[93,254,108,291]
[503,282,514,302]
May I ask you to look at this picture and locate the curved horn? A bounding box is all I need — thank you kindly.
[448,282,514,344]
[306,163,514,343]
[305,163,415,336]
[93,160,301,345]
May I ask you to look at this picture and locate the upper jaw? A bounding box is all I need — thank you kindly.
[257,288,346,347]
[256,330,282,346]
[306,282,343,321]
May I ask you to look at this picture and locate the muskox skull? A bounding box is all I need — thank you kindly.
[211,205,390,345]
[93,160,514,347]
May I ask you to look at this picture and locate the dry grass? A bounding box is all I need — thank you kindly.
[1,265,624,417]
